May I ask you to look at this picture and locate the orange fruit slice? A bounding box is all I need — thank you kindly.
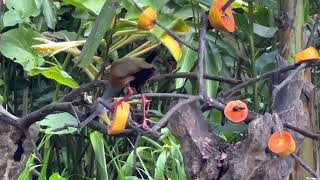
[294,47,320,64]
[137,7,157,30]
[268,131,296,157]
[108,102,130,135]
[208,0,235,33]
[224,100,248,123]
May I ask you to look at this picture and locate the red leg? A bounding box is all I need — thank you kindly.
[136,94,150,129]
[112,87,134,109]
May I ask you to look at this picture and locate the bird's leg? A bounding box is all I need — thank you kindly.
[112,86,134,109]
[136,94,150,129]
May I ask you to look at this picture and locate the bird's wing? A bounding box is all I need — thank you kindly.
[110,57,154,77]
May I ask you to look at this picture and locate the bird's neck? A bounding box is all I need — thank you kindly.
[102,85,123,101]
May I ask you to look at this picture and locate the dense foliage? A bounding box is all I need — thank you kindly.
[0,0,319,179]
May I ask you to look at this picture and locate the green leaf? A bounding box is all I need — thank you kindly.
[122,0,169,19]
[176,32,197,89]
[0,27,45,71]
[3,0,40,27]
[154,151,168,180]
[255,50,277,74]
[38,113,78,134]
[28,66,79,88]
[253,23,278,38]
[151,15,182,39]
[77,0,119,68]
[42,0,57,29]
[90,131,109,180]
[175,4,205,20]
[204,41,222,98]
[121,151,134,176]
[63,0,106,15]
[49,173,67,180]
[39,147,51,180]
[18,155,35,180]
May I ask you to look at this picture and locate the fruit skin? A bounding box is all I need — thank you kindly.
[268,131,296,157]
[108,101,130,135]
[224,100,248,123]
[294,47,320,64]
[208,0,235,33]
[138,7,157,30]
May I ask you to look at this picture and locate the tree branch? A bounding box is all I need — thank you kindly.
[150,96,202,132]
[197,14,207,97]
[291,153,319,178]
[148,72,241,84]
[284,122,320,140]
[271,63,307,111]
[19,102,81,127]
[220,61,320,98]
[59,80,108,102]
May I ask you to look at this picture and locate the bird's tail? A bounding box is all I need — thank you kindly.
[145,51,157,63]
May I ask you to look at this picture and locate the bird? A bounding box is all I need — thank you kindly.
[80,51,157,130]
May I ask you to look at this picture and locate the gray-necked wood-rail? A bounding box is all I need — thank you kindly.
[81,52,157,130]
[105,51,157,129]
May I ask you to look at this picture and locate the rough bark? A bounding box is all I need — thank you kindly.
[169,78,312,179]
[0,124,39,180]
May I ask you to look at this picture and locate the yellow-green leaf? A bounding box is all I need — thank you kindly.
[171,19,190,33]
[28,66,79,88]
[159,34,182,61]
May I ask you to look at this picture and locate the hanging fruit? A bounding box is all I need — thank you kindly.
[224,100,248,123]
[268,131,296,157]
[107,101,130,135]
[137,7,157,30]
[208,0,235,33]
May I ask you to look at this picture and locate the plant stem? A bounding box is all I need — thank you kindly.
[53,27,84,101]
[248,0,258,111]
[22,72,29,115]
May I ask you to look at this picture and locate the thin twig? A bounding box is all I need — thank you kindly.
[220,61,320,98]
[59,80,108,102]
[151,96,202,132]
[131,0,197,51]
[306,17,320,48]
[291,153,320,178]
[148,72,241,84]
[19,102,81,127]
[284,123,320,140]
[128,93,196,100]
[132,133,141,175]
[271,63,307,111]
[197,14,207,97]
[222,0,236,11]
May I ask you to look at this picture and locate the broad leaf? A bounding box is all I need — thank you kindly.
[49,173,67,180]
[175,32,197,89]
[38,113,78,134]
[159,34,182,62]
[255,50,277,73]
[42,0,57,29]
[28,66,79,88]
[154,151,168,180]
[0,27,45,71]
[253,23,278,38]
[204,41,221,98]
[90,131,109,180]
[63,0,106,14]
[3,0,40,27]
[77,0,119,68]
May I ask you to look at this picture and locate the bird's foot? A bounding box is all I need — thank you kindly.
[111,87,134,109]
[135,119,151,130]
[135,94,151,130]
